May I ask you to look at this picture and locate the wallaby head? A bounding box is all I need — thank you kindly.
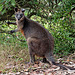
[14,8,25,21]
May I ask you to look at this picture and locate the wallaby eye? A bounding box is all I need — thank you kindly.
[16,14,18,17]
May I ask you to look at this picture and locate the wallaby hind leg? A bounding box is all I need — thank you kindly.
[28,46,35,63]
[29,54,35,63]
[27,37,40,64]
[45,52,55,65]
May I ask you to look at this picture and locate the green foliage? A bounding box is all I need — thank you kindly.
[52,19,75,56]
[0,0,15,14]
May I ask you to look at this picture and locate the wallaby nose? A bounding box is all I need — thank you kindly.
[17,15,21,20]
[18,18,20,20]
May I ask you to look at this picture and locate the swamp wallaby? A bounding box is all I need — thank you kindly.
[7,8,75,70]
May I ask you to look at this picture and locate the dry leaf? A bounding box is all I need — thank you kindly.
[0,71,2,73]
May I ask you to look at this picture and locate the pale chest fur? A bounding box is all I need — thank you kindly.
[16,20,24,30]
[16,16,25,30]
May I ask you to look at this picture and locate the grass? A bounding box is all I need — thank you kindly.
[0,33,29,71]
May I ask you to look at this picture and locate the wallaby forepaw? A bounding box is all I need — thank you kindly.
[9,30,15,33]
[7,21,10,25]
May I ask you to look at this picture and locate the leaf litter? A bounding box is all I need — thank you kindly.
[0,54,75,75]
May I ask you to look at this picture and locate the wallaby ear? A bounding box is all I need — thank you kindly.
[14,7,18,12]
[21,9,25,12]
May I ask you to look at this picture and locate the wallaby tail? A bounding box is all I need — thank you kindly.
[45,53,75,70]
[52,61,75,70]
